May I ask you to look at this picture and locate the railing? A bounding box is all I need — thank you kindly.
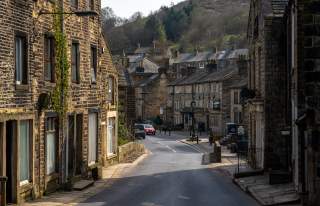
[235,147,263,174]
[0,176,7,206]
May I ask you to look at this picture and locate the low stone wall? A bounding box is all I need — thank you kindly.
[118,142,146,163]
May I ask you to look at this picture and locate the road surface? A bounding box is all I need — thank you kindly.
[79,133,259,206]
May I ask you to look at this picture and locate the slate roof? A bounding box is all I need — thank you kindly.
[134,47,152,54]
[226,49,249,59]
[228,78,248,89]
[136,74,160,87]
[168,67,239,86]
[271,0,289,17]
[127,56,159,74]
[171,51,217,64]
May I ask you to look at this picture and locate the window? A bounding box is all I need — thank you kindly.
[88,113,98,165]
[46,117,58,175]
[44,36,55,82]
[199,63,205,69]
[88,0,94,10]
[15,35,28,85]
[91,46,97,83]
[108,76,115,105]
[234,90,240,104]
[71,42,80,83]
[70,0,78,8]
[107,117,116,155]
[19,120,31,185]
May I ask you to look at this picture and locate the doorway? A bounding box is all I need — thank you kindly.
[6,120,17,204]
[67,114,83,178]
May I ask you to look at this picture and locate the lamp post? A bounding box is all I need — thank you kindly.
[191,100,198,144]
[37,1,98,185]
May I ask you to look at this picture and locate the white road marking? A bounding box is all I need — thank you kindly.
[166,145,177,153]
[176,140,202,153]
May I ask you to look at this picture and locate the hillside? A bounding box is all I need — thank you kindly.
[102,0,250,54]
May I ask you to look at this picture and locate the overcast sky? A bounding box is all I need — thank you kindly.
[101,0,185,18]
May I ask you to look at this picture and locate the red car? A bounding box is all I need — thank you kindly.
[144,124,156,135]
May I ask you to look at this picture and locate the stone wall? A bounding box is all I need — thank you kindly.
[118,142,146,163]
[0,0,118,203]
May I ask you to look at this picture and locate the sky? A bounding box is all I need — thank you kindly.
[101,0,185,18]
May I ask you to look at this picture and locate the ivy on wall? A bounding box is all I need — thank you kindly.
[52,6,70,116]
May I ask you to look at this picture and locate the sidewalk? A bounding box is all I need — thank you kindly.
[179,136,253,176]
[24,153,149,206]
[234,176,300,206]
[178,137,301,206]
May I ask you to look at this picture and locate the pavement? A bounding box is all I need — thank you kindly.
[24,153,149,206]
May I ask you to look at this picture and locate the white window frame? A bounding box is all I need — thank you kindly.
[19,120,31,186]
[88,113,98,166]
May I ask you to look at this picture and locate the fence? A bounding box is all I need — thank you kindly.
[0,176,7,206]
[235,147,263,174]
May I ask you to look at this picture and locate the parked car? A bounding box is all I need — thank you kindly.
[134,124,146,139]
[144,124,156,135]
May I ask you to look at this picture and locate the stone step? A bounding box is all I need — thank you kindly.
[73,180,94,191]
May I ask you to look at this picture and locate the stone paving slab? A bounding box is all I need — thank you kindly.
[234,176,300,206]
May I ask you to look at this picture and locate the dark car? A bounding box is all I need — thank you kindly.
[134,124,146,139]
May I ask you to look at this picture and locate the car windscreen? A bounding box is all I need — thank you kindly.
[135,125,144,130]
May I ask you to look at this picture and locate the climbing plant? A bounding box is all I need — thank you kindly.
[51,6,70,116]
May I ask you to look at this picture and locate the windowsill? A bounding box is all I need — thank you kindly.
[16,84,29,91]
[88,161,98,169]
[46,173,59,183]
[20,181,33,193]
[71,82,81,88]
[107,153,117,159]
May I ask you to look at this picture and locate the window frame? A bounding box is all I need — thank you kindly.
[88,112,98,166]
[45,117,59,176]
[90,45,97,84]
[70,0,78,8]
[19,120,32,186]
[44,35,55,82]
[15,32,28,86]
[71,41,80,84]
[108,75,116,105]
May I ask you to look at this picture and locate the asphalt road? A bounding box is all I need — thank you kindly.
[79,134,259,206]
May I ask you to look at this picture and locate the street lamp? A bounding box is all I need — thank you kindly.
[191,101,198,144]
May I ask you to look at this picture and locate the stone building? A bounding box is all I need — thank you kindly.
[286,0,320,205]
[246,0,290,170]
[0,0,118,204]
[168,49,248,136]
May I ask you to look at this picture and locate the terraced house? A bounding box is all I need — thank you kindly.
[168,49,248,135]
[0,0,118,204]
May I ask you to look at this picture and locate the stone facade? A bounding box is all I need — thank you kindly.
[168,52,248,136]
[288,0,320,205]
[0,0,118,204]
[246,0,290,170]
